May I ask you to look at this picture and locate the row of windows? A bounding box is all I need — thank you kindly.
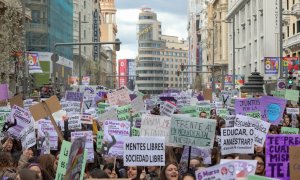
[139,43,162,48]
[139,57,160,61]
[138,50,187,57]
[139,16,154,20]
[136,70,164,74]
[137,77,164,81]
[137,63,162,67]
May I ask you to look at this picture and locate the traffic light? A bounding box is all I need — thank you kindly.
[287,70,294,89]
[180,63,185,71]
[176,70,180,76]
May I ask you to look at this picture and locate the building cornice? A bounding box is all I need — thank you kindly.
[226,0,249,20]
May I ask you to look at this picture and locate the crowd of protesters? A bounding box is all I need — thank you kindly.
[0,93,299,180]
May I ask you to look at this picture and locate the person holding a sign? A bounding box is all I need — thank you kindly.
[282,114,292,127]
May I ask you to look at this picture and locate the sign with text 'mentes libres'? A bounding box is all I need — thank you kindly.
[123,137,165,166]
[169,114,216,148]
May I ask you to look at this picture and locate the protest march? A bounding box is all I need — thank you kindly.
[0,84,300,180]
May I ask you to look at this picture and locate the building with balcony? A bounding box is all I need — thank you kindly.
[283,0,300,59]
[25,0,73,86]
[226,0,280,83]
[136,8,188,94]
[99,0,118,87]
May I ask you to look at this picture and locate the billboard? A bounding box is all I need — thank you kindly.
[264,57,279,75]
[119,59,128,87]
[283,57,299,73]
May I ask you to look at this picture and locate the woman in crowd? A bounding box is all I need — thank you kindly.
[253,154,265,176]
[127,166,144,180]
[0,152,17,179]
[182,172,196,180]
[38,154,56,179]
[159,162,180,180]
[282,114,292,127]
[16,168,41,180]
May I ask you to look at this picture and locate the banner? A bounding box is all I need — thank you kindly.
[123,137,165,166]
[160,101,176,117]
[103,120,130,156]
[107,88,131,106]
[196,162,236,180]
[27,52,43,73]
[140,114,171,142]
[286,108,300,115]
[221,127,255,155]
[61,101,81,115]
[220,159,257,178]
[280,127,299,134]
[7,105,32,139]
[69,76,79,86]
[81,76,90,85]
[266,134,300,179]
[68,114,82,130]
[169,115,216,148]
[55,140,72,180]
[37,119,58,150]
[71,131,94,163]
[224,115,235,127]
[235,115,271,146]
[264,57,279,75]
[179,147,211,175]
[283,56,299,72]
[0,84,9,100]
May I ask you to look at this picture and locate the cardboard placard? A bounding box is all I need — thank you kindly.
[289,146,300,180]
[9,94,23,108]
[203,89,212,102]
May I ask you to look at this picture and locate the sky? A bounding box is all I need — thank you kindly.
[115,0,188,60]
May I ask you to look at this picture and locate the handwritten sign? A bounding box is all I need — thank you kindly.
[55,140,71,180]
[38,119,58,150]
[169,114,216,148]
[65,91,84,102]
[98,109,118,122]
[224,115,235,127]
[266,135,300,179]
[280,127,299,134]
[131,96,145,113]
[160,101,176,117]
[234,115,271,146]
[285,89,299,101]
[68,114,81,130]
[234,98,262,115]
[246,111,261,119]
[61,101,81,115]
[96,131,104,150]
[123,137,165,166]
[107,88,131,106]
[140,114,171,142]
[221,127,255,155]
[286,108,299,115]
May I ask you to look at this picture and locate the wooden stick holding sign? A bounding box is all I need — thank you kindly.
[30,96,64,142]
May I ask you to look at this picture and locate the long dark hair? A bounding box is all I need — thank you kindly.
[160,162,179,180]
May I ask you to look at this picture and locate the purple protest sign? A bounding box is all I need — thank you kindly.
[65,91,84,102]
[0,84,9,100]
[234,97,262,115]
[260,96,287,125]
[266,134,300,180]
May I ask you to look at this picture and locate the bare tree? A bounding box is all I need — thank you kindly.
[0,0,25,86]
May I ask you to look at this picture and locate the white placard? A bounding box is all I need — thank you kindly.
[234,114,271,146]
[221,127,255,155]
[224,115,235,127]
[131,96,145,113]
[160,101,176,117]
[123,136,165,166]
[61,101,81,115]
[68,114,82,130]
[286,108,299,114]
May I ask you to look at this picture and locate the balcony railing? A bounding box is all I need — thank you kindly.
[283,33,300,49]
[292,2,300,15]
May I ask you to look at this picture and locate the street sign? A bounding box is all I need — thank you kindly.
[277,79,286,90]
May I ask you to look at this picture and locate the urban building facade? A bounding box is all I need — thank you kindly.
[118,59,136,90]
[283,0,300,62]
[226,0,280,83]
[25,0,73,86]
[136,8,188,94]
[99,0,118,87]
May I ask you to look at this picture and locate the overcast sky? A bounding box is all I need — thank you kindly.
[115,0,188,60]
